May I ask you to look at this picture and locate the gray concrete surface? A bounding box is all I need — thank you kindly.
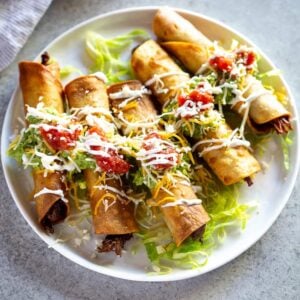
[0,0,299,299]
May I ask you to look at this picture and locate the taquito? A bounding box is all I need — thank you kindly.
[19,54,69,232]
[153,8,291,134]
[132,40,261,185]
[153,7,211,47]
[65,75,138,251]
[108,80,209,246]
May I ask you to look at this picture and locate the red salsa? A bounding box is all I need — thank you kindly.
[209,56,233,72]
[88,126,130,174]
[236,50,256,67]
[178,89,214,107]
[40,126,80,151]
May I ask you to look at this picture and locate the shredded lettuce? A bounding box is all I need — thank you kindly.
[8,128,42,165]
[135,167,253,274]
[280,132,293,171]
[60,65,83,78]
[257,68,281,79]
[73,152,96,170]
[85,29,149,83]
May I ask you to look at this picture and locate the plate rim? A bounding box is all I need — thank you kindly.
[1,5,299,282]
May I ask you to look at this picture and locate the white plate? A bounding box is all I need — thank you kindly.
[1,6,299,282]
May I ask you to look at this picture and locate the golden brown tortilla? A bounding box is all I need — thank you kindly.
[65,75,138,235]
[161,41,209,74]
[153,8,212,47]
[19,61,64,114]
[19,58,69,231]
[33,171,68,224]
[131,40,261,185]
[131,39,189,105]
[235,75,291,133]
[153,9,291,134]
[195,123,261,185]
[108,80,210,246]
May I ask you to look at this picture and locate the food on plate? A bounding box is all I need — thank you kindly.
[65,75,138,254]
[108,80,209,246]
[7,7,293,273]
[153,8,292,134]
[131,40,261,185]
[9,53,70,232]
[153,8,211,47]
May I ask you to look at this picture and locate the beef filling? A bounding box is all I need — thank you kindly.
[97,234,133,256]
[41,200,68,233]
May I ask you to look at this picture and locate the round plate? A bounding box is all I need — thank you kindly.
[1,6,299,281]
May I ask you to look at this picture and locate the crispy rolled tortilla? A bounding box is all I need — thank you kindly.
[19,61,64,115]
[19,55,69,232]
[238,75,291,134]
[153,9,291,134]
[33,171,68,230]
[84,169,138,235]
[195,123,261,185]
[108,80,209,246]
[162,41,209,74]
[108,80,157,129]
[153,8,211,47]
[131,39,189,105]
[132,40,260,185]
[65,75,138,237]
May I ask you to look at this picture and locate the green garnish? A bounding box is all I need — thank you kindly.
[86,29,149,83]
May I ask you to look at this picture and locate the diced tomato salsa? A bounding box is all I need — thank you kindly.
[178,90,214,107]
[88,126,130,174]
[209,56,233,72]
[236,50,256,67]
[40,127,80,151]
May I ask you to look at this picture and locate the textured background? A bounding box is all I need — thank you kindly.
[0,0,299,299]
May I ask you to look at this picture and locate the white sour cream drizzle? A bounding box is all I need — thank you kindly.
[136,137,178,168]
[109,85,151,108]
[33,149,78,172]
[34,187,68,203]
[26,103,72,126]
[237,90,271,136]
[196,62,210,75]
[144,72,188,94]
[29,123,82,134]
[176,100,214,118]
[75,132,116,157]
[192,128,251,157]
[92,72,108,83]
[70,106,113,120]
[162,198,202,208]
[85,114,115,135]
